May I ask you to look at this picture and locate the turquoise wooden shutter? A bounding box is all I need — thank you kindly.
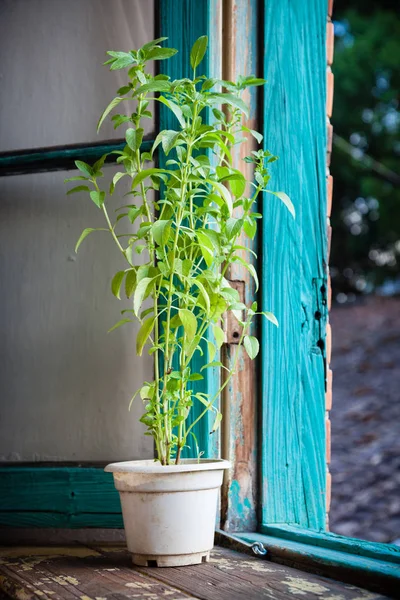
[261,0,328,530]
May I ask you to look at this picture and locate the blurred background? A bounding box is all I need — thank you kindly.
[329,0,400,543]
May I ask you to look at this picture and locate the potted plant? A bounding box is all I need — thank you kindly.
[65,36,293,567]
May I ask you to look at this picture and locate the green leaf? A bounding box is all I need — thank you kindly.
[243,335,259,359]
[117,85,132,95]
[141,37,168,52]
[108,318,132,333]
[190,36,208,70]
[110,172,126,194]
[97,97,124,132]
[207,340,216,362]
[161,130,180,155]
[261,311,279,327]
[134,80,171,96]
[93,154,108,172]
[202,78,217,91]
[133,277,154,316]
[152,220,171,246]
[111,270,126,299]
[89,190,105,208]
[110,54,136,70]
[157,96,186,128]
[125,269,137,298]
[64,175,88,182]
[200,360,225,372]
[229,175,246,198]
[210,93,249,118]
[266,190,295,218]
[66,185,90,195]
[132,168,169,187]
[210,410,223,433]
[136,317,156,356]
[225,217,243,240]
[126,127,144,151]
[231,256,259,291]
[196,230,214,267]
[241,77,266,87]
[192,279,211,315]
[242,126,263,144]
[213,324,225,348]
[179,309,197,340]
[146,47,178,61]
[185,334,202,362]
[75,228,106,253]
[243,217,257,239]
[74,160,93,177]
[207,180,233,215]
[188,373,204,382]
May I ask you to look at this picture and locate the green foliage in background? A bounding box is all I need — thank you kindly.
[65,37,293,465]
[331,4,400,298]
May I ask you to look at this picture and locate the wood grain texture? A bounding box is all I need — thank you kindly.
[0,546,191,600]
[261,0,328,530]
[159,0,221,460]
[0,467,123,528]
[0,545,392,600]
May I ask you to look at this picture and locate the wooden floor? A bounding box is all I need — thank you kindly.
[0,545,394,600]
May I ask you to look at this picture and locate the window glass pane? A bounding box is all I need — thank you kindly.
[0,0,155,152]
[0,165,154,461]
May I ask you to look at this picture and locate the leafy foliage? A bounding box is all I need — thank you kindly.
[65,37,292,465]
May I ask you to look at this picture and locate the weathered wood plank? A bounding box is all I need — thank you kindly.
[0,545,392,600]
[137,546,392,600]
[261,0,328,531]
[0,546,192,599]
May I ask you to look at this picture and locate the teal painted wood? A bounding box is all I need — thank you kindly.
[239,531,400,593]
[261,0,328,530]
[0,466,123,528]
[0,140,153,177]
[159,0,220,459]
[262,524,400,565]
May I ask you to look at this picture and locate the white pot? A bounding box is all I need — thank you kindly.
[105,458,230,567]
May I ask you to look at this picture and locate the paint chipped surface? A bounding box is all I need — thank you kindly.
[0,544,393,599]
[282,576,331,596]
[126,581,157,589]
[239,560,276,573]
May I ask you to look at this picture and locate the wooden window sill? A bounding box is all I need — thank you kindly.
[0,543,393,600]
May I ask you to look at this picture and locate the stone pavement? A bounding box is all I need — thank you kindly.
[329,296,400,544]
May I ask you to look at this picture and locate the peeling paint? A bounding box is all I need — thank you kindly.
[125,582,157,589]
[239,560,276,573]
[50,575,79,586]
[282,576,330,596]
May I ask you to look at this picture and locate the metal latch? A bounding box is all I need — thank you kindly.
[215,529,268,557]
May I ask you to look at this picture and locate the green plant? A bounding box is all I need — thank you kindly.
[65,37,294,466]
